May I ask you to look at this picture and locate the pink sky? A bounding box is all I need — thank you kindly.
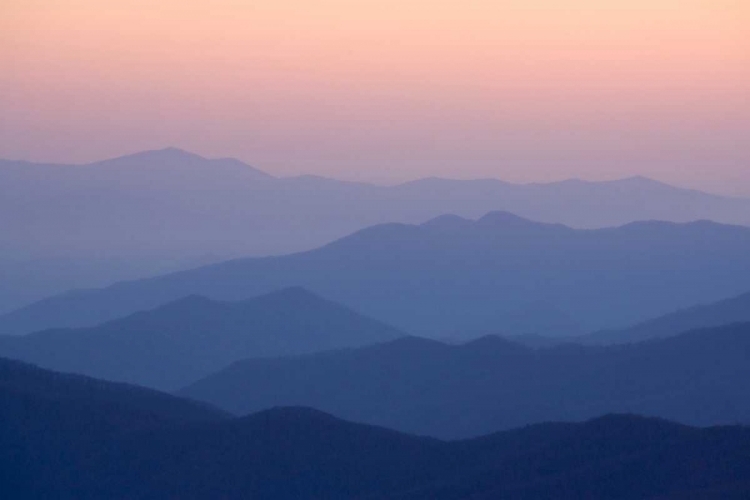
[1,0,748,195]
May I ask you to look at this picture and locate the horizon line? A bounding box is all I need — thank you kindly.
[1,145,745,200]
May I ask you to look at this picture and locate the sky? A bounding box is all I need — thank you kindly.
[1,0,749,195]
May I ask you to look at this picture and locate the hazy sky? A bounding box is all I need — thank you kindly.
[2,0,748,194]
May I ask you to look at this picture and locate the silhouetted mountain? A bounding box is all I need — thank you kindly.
[3,365,750,500]
[0,288,402,390]
[3,148,750,313]
[4,214,750,337]
[0,358,228,498]
[385,414,750,500]
[181,323,750,439]
[580,290,750,345]
[0,357,226,425]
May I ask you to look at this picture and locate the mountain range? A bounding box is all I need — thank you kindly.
[0,287,401,390]
[3,356,749,499]
[3,147,750,313]
[4,211,750,337]
[181,322,750,439]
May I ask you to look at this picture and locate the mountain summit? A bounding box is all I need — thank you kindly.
[89,147,274,184]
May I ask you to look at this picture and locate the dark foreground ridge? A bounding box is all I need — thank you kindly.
[2,356,749,499]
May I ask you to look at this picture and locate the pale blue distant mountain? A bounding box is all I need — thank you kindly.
[509,288,750,347]
[579,289,750,345]
[3,212,750,338]
[2,148,750,312]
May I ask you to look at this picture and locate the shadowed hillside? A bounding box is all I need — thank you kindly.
[0,287,402,390]
[579,290,750,345]
[3,361,749,500]
[182,323,750,438]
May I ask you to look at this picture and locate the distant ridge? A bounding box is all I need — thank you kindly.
[3,212,750,337]
[88,146,275,182]
[476,210,564,228]
[2,148,750,314]
[92,146,207,164]
[0,287,403,390]
[579,289,750,345]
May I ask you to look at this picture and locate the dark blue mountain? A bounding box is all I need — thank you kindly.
[3,359,749,500]
[181,323,750,439]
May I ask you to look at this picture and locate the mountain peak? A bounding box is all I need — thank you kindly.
[244,406,342,424]
[96,147,206,165]
[87,148,273,181]
[155,146,195,156]
[476,211,543,228]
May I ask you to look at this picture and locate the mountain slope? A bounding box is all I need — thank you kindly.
[2,350,748,499]
[580,290,750,345]
[0,287,403,390]
[3,148,750,313]
[0,357,226,425]
[3,371,750,500]
[4,213,750,337]
[384,415,750,500]
[0,358,228,498]
[181,323,750,439]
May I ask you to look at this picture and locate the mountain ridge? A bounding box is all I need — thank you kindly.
[578,290,750,345]
[180,323,750,439]
[3,213,750,337]
[4,353,750,499]
[0,287,404,390]
[3,148,750,314]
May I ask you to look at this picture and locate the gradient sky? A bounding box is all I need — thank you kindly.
[1,0,748,194]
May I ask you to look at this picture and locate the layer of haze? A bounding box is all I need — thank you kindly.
[1,0,748,194]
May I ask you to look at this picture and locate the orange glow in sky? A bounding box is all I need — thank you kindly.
[1,0,748,193]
